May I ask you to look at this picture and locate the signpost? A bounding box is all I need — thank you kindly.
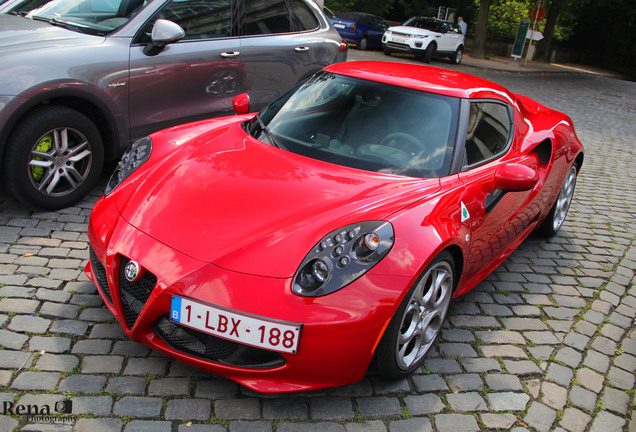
[525,0,544,64]
[511,1,546,62]
[511,20,530,58]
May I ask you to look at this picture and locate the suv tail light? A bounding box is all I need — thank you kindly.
[339,39,348,53]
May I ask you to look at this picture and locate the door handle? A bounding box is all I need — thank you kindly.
[295,46,310,52]
[220,51,240,58]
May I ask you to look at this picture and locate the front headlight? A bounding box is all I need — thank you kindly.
[105,137,152,195]
[292,221,394,297]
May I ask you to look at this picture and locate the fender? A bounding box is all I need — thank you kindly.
[0,84,127,162]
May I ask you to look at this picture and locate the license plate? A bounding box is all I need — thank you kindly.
[334,23,345,29]
[393,37,407,44]
[170,296,302,354]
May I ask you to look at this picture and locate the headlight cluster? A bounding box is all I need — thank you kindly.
[105,137,152,195]
[292,221,394,297]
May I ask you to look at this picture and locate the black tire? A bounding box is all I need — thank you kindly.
[3,105,104,210]
[423,42,435,63]
[537,162,578,237]
[383,45,392,55]
[450,46,463,64]
[357,36,368,50]
[373,251,455,379]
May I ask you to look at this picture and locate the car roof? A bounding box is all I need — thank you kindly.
[323,61,516,104]
[338,12,377,20]
[409,16,448,24]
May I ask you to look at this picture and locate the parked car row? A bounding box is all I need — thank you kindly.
[326,11,464,65]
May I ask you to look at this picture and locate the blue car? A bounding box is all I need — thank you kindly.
[330,12,388,50]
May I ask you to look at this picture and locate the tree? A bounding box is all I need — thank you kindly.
[325,0,396,16]
[472,0,491,58]
[535,0,561,62]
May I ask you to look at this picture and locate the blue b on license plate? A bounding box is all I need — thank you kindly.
[170,296,301,354]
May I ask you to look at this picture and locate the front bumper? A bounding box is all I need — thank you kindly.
[382,34,430,54]
[86,194,411,393]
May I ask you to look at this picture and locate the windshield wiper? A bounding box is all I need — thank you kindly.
[31,16,88,33]
[254,112,286,151]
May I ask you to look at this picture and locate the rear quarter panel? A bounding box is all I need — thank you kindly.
[514,94,584,222]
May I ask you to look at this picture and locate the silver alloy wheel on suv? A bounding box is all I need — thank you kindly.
[28,127,94,197]
[3,106,104,210]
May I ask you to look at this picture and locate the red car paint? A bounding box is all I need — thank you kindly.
[86,62,583,392]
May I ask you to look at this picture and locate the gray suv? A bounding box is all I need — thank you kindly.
[0,0,347,209]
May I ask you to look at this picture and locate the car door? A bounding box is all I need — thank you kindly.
[369,16,387,46]
[437,22,456,52]
[457,100,542,277]
[445,23,464,51]
[238,0,317,112]
[128,0,242,140]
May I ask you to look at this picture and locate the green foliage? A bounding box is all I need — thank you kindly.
[325,0,444,22]
[471,0,576,41]
[325,0,396,16]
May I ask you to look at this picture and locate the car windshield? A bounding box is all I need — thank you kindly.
[26,0,148,35]
[403,17,443,32]
[250,72,459,179]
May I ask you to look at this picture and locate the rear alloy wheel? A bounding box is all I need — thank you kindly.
[538,163,578,237]
[450,46,463,64]
[3,105,104,210]
[357,36,368,50]
[373,251,455,378]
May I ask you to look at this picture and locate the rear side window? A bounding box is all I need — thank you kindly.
[158,0,232,40]
[464,102,512,166]
[289,0,319,31]
[244,0,292,35]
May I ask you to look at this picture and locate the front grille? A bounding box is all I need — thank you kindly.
[386,42,411,52]
[155,315,286,369]
[119,256,157,330]
[89,247,112,304]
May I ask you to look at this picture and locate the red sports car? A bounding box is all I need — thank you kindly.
[86,61,583,393]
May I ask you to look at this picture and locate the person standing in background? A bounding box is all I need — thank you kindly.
[458,16,467,34]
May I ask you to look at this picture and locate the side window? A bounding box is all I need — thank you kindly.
[464,102,511,166]
[289,0,319,31]
[155,0,232,40]
[244,0,292,35]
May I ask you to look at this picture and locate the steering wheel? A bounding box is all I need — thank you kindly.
[379,132,427,155]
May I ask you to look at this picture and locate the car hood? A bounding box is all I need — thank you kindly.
[0,15,100,55]
[116,120,441,278]
[388,25,439,36]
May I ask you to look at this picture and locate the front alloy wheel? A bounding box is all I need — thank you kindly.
[374,252,455,378]
[29,127,93,197]
[3,106,104,209]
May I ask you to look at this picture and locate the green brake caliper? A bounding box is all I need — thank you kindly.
[31,135,52,181]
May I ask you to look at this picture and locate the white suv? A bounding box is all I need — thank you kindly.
[382,17,464,64]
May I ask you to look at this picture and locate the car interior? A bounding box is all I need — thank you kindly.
[266,75,457,177]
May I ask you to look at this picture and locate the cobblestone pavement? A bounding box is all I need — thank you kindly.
[0,51,635,432]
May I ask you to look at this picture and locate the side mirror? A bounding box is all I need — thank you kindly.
[143,19,185,56]
[494,163,539,191]
[233,93,250,114]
